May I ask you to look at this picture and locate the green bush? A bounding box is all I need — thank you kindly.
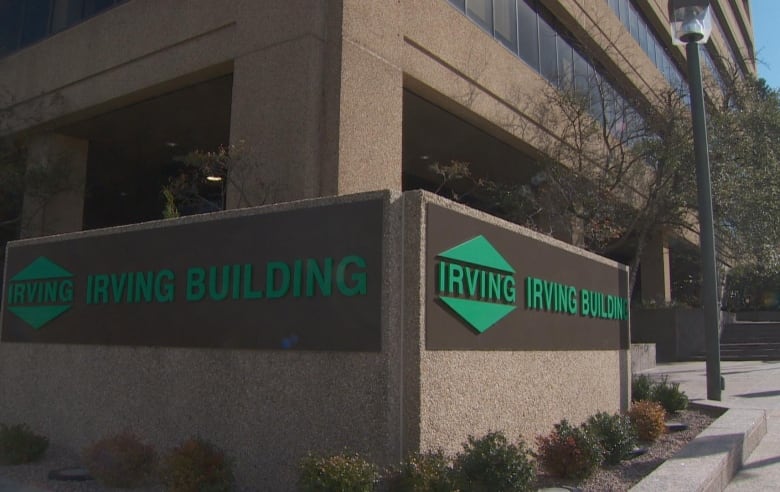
[298,451,378,492]
[584,412,638,465]
[82,431,157,488]
[159,437,234,492]
[629,401,667,442]
[651,377,689,413]
[385,449,453,492]
[0,423,49,465]
[535,420,603,480]
[452,431,535,492]
[632,374,654,402]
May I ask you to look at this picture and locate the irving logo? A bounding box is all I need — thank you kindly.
[435,235,516,333]
[6,257,74,329]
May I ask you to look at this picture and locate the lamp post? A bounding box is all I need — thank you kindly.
[669,0,722,400]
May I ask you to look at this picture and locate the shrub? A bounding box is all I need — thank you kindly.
[160,438,234,492]
[452,431,535,492]
[535,420,603,480]
[82,431,157,488]
[385,449,453,492]
[629,401,667,442]
[584,412,638,465]
[632,374,654,402]
[0,423,49,465]
[651,377,689,413]
[298,451,378,492]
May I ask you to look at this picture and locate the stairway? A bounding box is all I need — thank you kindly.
[719,322,780,360]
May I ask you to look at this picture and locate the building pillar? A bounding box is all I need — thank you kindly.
[641,232,672,304]
[20,134,87,238]
[226,0,402,208]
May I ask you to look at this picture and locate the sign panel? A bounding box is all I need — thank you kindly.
[1,199,383,351]
[426,204,629,350]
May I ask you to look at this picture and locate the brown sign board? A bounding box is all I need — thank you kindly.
[426,204,629,350]
[1,199,383,351]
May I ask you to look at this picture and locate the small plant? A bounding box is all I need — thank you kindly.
[159,437,234,492]
[651,377,689,413]
[535,420,603,480]
[385,449,453,492]
[82,431,157,488]
[632,374,654,402]
[629,400,667,441]
[584,412,638,465]
[299,451,378,492]
[0,423,49,465]
[452,431,535,492]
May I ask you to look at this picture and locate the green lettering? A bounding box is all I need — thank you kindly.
[186,268,206,301]
[306,258,332,297]
[208,265,230,301]
[465,267,479,297]
[504,276,516,303]
[59,280,73,303]
[242,264,263,299]
[448,263,464,295]
[337,255,366,296]
[155,269,175,302]
[93,275,109,304]
[135,272,153,303]
[267,262,290,299]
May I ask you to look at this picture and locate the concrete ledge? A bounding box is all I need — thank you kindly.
[630,407,767,492]
[631,344,656,373]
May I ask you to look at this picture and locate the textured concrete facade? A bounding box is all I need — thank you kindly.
[1,190,629,488]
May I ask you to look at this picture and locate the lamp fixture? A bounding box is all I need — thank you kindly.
[669,0,712,45]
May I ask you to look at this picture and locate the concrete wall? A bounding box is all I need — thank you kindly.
[1,191,405,489]
[632,307,705,362]
[402,191,630,454]
[1,190,632,488]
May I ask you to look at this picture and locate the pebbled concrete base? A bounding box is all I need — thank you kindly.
[630,407,767,492]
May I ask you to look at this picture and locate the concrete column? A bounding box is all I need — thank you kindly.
[226,0,402,208]
[320,0,403,196]
[20,134,87,238]
[641,232,672,304]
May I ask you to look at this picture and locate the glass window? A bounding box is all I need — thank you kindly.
[20,0,52,46]
[538,15,558,84]
[449,0,466,10]
[573,49,590,96]
[493,0,518,54]
[466,0,492,33]
[0,0,23,56]
[618,0,629,26]
[557,36,573,88]
[51,0,85,32]
[647,37,657,68]
[83,0,114,17]
[637,17,648,53]
[516,0,539,70]
[627,3,638,38]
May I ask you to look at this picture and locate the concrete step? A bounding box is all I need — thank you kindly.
[630,407,767,491]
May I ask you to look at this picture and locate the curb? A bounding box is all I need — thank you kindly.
[630,407,767,491]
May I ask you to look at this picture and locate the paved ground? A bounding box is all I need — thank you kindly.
[644,360,780,490]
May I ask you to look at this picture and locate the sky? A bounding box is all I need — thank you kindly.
[750,0,780,89]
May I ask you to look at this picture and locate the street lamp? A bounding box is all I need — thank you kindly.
[668,0,722,400]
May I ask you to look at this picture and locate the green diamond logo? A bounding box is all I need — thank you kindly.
[435,236,517,333]
[6,256,74,329]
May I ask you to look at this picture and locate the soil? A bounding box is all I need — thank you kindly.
[0,405,722,491]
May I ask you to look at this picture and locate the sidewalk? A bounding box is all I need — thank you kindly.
[643,360,780,490]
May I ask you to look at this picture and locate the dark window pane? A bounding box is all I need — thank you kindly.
[557,36,573,88]
[466,0,492,32]
[573,49,590,96]
[637,17,648,52]
[83,0,113,17]
[449,0,465,11]
[516,0,539,70]
[493,0,518,54]
[618,0,629,26]
[628,3,638,38]
[0,0,23,56]
[20,0,52,46]
[647,37,657,67]
[51,0,84,32]
[538,15,558,84]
